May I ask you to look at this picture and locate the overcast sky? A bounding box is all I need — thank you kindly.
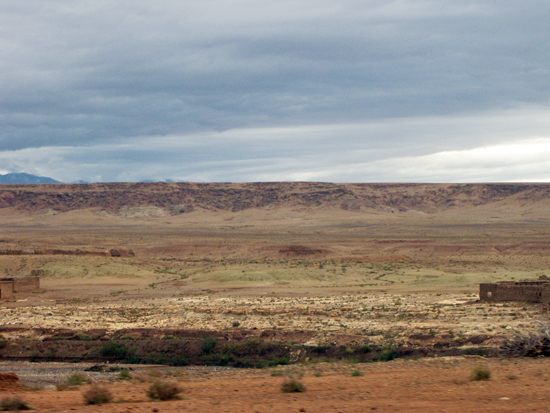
[1,0,550,183]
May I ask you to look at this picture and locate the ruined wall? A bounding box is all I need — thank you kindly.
[480,282,550,303]
[13,277,40,292]
[0,280,14,299]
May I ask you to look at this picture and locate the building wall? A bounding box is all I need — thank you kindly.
[0,280,14,299]
[13,277,40,292]
[480,282,550,303]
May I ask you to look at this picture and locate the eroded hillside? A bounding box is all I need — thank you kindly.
[1,182,550,216]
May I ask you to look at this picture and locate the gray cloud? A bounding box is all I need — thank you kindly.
[2,106,550,182]
[1,1,550,181]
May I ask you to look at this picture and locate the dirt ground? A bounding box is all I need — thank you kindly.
[1,357,550,412]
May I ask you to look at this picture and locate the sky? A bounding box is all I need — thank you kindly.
[1,0,550,183]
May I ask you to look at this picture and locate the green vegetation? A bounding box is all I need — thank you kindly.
[281,379,306,393]
[99,341,133,360]
[83,385,113,405]
[67,373,89,386]
[202,336,218,354]
[119,369,132,380]
[147,380,183,401]
[0,397,32,411]
[470,366,491,381]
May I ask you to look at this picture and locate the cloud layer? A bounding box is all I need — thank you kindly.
[1,1,550,182]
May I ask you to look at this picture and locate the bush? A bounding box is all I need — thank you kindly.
[379,349,398,362]
[119,369,132,380]
[202,337,217,354]
[56,381,72,391]
[351,370,363,377]
[68,372,89,386]
[99,341,131,359]
[146,380,183,401]
[470,366,491,381]
[83,385,113,405]
[0,335,7,349]
[281,380,306,393]
[0,397,32,411]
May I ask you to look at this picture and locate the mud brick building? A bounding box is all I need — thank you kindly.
[480,276,550,304]
[0,277,40,299]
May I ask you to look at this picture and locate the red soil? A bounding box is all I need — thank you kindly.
[2,357,550,412]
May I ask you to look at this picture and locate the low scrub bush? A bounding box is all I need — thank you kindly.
[119,369,132,380]
[470,366,491,381]
[67,372,89,386]
[146,380,183,401]
[57,372,89,390]
[99,341,132,359]
[202,337,218,354]
[281,379,306,393]
[83,385,113,405]
[56,381,72,391]
[0,397,32,411]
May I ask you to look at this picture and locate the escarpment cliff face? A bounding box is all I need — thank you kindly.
[0,182,549,216]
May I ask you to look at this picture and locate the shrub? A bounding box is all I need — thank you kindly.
[68,373,89,386]
[470,366,491,381]
[99,341,131,359]
[0,397,32,411]
[56,381,72,391]
[202,337,217,354]
[83,385,113,405]
[351,370,363,377]
[0,335,7,349]
[379,349,398,362]
[281,380,306,393]
[146,380,183,401]
[119,369,132,380]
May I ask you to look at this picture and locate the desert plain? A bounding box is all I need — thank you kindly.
[1,181,550,412]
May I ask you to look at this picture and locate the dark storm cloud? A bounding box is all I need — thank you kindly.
[1,1,550,181]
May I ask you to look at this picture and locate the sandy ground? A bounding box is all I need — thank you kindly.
[2,357,550,412]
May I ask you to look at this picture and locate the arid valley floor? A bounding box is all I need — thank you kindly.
[1,182,550,411]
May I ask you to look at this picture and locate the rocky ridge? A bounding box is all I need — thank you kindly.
[1,182,549,215]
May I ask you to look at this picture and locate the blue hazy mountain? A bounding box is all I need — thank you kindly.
[0,173,61,184]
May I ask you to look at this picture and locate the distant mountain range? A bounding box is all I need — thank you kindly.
[0,173,183,184]
[0,173,61,184]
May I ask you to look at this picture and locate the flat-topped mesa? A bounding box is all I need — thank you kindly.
[480,275,550,304]
[0,276,40,299]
